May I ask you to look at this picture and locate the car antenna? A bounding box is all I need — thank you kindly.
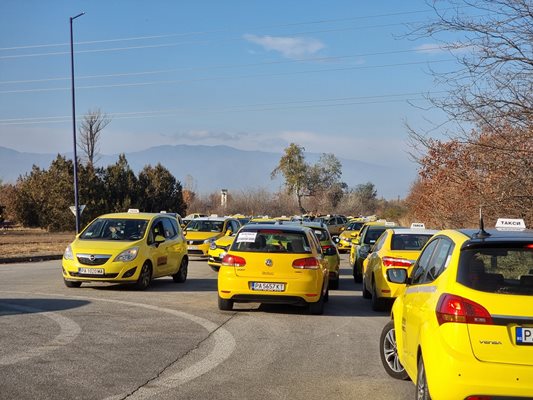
[473,207,491,239]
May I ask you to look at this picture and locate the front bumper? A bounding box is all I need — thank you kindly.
[62,258,141,283]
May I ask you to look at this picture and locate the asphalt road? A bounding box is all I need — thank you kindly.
[0,255,414,400]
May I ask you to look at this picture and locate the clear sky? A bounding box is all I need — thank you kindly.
[0,0,460,193]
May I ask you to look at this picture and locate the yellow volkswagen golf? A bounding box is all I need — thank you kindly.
[379,219,533,399]
[62,210,188,290]
[217,224,329,314]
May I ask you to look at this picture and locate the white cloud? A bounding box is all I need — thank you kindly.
[414,42,471,54]
[243,34,325,59]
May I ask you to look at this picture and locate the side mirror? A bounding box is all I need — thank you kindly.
[225,229,233,236]
[155,234,165,245]
[386,268,408,284]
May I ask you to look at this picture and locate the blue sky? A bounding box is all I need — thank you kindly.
[0,1,461,195]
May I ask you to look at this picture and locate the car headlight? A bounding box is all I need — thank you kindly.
[209,241,217,250]
[114,247,139,262]
[204,237,216,245]
[63,245,74,260]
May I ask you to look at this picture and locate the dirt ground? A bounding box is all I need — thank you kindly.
[0,228,74,258]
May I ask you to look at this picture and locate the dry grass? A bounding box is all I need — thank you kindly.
[0,228,75,258]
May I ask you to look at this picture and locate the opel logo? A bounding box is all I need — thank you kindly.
[89,255,96,262]
[265,259,273,267]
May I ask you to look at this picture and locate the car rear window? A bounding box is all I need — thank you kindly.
[80,218,149,241]
[391,234,433,251]
[231,229,311,253]
[348,222,363,231]
[457,244,533,295]
[364,227,387,245]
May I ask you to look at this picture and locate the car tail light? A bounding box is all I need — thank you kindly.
[382,256,413,267]
[526,244,533,249]
[436,294,492,326]
[221,254,246,267]
[292,257,320,269]
[465,396,492,400]
[321,245,333,251]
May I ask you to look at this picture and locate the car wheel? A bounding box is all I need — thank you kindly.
[172,257,188,283]
[379,321,409,380]
[324,284,329,303]
[309,288,325,315]
[135,262,152,290]
[330,277,339,290]
[218,295,233,311]
[362,274,371,299]
[416,355,431,400]
[64,280,82,288]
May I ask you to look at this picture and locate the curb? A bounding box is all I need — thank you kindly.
[0,254,63,264]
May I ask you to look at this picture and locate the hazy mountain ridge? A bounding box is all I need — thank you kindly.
[0,145,412,198]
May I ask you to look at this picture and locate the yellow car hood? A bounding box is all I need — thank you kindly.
[185,231,221,241]
[214,235,235,247]
[71,239,142,254]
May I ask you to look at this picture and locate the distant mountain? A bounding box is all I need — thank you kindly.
[0,145,414,198]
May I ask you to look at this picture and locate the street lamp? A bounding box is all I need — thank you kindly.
[70,12,84,234]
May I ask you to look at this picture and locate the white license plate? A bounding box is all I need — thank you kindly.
[78,268,104,275]
[250,282,285,292]
[188,245,198,250]
[516,327,533,345]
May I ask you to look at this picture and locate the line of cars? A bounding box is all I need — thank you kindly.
[61,210,533,398]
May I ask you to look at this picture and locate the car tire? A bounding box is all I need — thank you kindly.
[379,320,409,380]
[330,277,339,290]
[362,274,371,299]
[416,354,431,399]
[324,284,329,303]
[172,257,188,283]
[371,278,387,311]
[135,262,152,290]
[64,280,82,288]
[218,295,233,311]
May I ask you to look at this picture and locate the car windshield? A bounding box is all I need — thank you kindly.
[457,244,533,295]
[80,218,148,241]
[231,229,312,253]
[347,222,363,231]
[391,234,433,250]
[186,220,224,232]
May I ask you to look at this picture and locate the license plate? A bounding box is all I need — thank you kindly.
[516,327,533,345]
[78,267,104,275]
[188,245,198,250]
[250,282,285,292]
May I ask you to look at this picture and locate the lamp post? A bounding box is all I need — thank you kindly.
[70,12,84,233]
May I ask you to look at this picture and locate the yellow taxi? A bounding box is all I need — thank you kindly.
[362,225,437,310]
[336,219,365,253]
[62,210,188,290]
[208,231,237,272]
[379,218,533,399]
[217,224,329,314]
[184,216,241,259]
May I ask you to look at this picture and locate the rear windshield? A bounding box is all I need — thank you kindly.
[364,227,387,245]
[80,218,148,241]
[457,245,533,295]
[347,222,363,231]
[186,220,224,232]
[231,229,311,253]
[391,234,433,251]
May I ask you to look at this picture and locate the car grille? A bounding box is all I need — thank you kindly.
[69,271,119,278]
[187,240,204,245]
[76,254,111,266]
[188,249,205,255]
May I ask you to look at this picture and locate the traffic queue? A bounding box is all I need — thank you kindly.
[61,211,533,399]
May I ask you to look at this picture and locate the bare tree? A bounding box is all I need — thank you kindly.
[78,108,111,165]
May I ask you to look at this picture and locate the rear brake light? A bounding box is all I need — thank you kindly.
[292,257,320,269]
[526,244,533,249]
[321,245,333,251]
[465,396,492,400]
[382,256,413,267]
[221,254,246,267]
[436,294,492,326]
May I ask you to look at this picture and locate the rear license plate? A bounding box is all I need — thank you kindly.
[516,327,533,345]
[78,267,104,275]
[250,282,285,292]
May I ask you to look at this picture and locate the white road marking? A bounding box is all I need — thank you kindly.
[0,302,81,366]
[0,291,236,399]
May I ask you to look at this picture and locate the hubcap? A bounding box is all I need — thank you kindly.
[383,328,404,373]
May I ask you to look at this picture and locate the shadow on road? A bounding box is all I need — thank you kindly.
[0,298,90,316]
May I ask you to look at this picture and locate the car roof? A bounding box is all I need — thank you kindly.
[282,221,327,230]
[189,217,231,222]
[457,228,533,246]
[98,212,168,220]
[240,223,311,234]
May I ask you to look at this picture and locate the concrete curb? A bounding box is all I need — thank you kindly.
[0,255,63,264]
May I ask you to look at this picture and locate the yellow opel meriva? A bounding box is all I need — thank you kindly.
[62,210,188,290]
[379,220,533,399]
[217,224,329,314]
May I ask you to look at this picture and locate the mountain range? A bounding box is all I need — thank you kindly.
[0,144,415,199]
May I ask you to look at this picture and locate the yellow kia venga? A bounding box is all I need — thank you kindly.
[379,219,533,399]
[218,224,329,314]
[62,210,188,290]
[185,217,241,259]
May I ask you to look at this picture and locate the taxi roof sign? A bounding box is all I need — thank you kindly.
[127,208,140,213]
[411,223,426,229]
[384,221,396,226]
[495,218,526,230]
